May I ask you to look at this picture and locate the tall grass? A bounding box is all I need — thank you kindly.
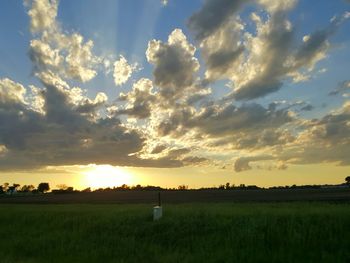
[0,203,349,262]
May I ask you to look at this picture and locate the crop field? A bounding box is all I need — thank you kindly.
[0,202,350,263]
[1,188,350,204]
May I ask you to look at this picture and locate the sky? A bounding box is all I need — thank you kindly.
[0,0,350,190]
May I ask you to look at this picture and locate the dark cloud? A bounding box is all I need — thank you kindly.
[232,12,294,100]
[234,155,274,172]
[233,129,295,150]
[300,104,314,111]
[150,144,167,154]
[0,78,196,170]
[146,29,199,104]
[231,102,350,171]
[114,78,156,119]
[189,103,293,137]
[276,102,350,166]
[155,102,294,154]
[205,46,244,79]
[329,80,350,96]
[188,0,349,101]
[188,0,248,40]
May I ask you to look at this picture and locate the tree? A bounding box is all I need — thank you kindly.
[178,185,188,190]
[38,183,50,193]
[2,183,9,192]
[346,176,350,185]
[81,187,91,193]
[21,185,35,192]
[56,184,69,190]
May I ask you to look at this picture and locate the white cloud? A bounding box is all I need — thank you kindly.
[27,0,58,33]
[0,145,8,156]
[113,55,137,86]
[27,0,100,83]
[0,78,27,104]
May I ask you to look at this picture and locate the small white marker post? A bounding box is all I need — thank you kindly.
[153,192,162,221]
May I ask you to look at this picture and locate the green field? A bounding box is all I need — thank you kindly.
[1,203,350,263]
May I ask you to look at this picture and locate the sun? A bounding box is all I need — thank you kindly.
[83,165,133,189]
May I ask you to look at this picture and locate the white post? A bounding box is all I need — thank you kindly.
[153,206,163,220]
[153,192,162,220]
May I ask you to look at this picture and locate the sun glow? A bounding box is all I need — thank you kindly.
[83,165,133,189]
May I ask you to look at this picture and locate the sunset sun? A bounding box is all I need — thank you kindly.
[83,165,133,189]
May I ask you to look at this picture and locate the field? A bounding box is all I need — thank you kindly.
[1,188,350,204]
[1,202,350,263]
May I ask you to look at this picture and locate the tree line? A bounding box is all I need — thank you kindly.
[0,182,49,194]
[1,177,349,195]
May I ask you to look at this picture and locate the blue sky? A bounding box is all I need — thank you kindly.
[0,0,350,188]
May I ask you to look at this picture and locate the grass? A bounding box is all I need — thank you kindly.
[0,202,349,262]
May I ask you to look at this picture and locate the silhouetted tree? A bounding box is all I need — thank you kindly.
[120,184,130,190]
[56,184,69,190]
[3,182,9,192]
[218,184,225,190]
[21,185,35,192]
[81,187,91,193]
[38,183,50,193]
[346,176,350,185]
[178,185,188,190]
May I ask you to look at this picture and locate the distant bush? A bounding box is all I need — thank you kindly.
[38,183,50,193]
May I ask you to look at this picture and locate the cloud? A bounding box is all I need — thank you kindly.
[146,29,200,104]
[1,0,349,173]
[189,0,295,99]
[113,55,137,86]
[75,92,108,120]
[300,104,314,112]
[231,11,295,100]
[329,80,350,96]
[200,18,245,82]
[257,0,296,13]
[0,76,203,170]
[188,0,349,101]
[157,103,293,138]
[0,77,190,170]
[188,0,248,41]
[0,78,27,105]
[284,101,350,166]
[161,0,168,6]
[234,155,274,172]
[150,144,167,154]
[27,0,100,83]
[27,0,58,33]
[114,78,156,119]
[226,101,350,172]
